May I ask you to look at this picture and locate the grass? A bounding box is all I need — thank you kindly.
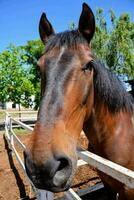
[0,110,5,121]
[0,128,30,135]
[0,128,31,136]
[13,128,32,135]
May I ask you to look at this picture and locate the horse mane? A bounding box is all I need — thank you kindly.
[44,30,88,53]
[92,61,134,113]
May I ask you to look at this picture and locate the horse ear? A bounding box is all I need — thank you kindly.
[39,13,55,43]
[78,3,95,43]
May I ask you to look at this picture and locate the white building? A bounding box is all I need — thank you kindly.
[0,102,23,110]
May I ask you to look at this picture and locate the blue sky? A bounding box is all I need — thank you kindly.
[0,0,134,52]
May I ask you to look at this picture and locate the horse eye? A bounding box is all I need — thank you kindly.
[82,62,93,72]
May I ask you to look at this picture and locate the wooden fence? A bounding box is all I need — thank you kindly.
[4,111,134,200]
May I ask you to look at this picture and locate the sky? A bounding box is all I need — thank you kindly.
[0,0,134,52]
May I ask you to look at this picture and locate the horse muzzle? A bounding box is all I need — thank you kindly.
[24,150,75,192]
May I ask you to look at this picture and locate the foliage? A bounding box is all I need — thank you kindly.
[92,8,134,80]
[0,45,34,108]
[0,41,43,109]
[92,8,109,61]
[22,40,44,109]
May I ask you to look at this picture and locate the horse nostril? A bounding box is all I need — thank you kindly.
[57,158,69,171]
[53,157,72,187]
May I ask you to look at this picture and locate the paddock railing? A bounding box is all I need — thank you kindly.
[4,111,134,200]
[5,111,53,200]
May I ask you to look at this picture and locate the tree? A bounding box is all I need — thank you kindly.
[22,40,44,109]
[92,8,134,80]
[92,8,109,62]
[0,45,34,109]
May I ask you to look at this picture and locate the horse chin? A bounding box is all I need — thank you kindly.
[33,178,72,193]
[46,183,71,193]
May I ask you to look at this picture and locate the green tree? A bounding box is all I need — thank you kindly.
[22,40,44,109]
[0,45,34,109]
[92,8,134,80]
[92,8,109,62]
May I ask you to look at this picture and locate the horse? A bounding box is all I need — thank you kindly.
[24,3,134,200]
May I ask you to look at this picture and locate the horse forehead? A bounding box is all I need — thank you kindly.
[39,45,92,74]
[47,46,92,69]
[55,47,66,63]
[45,49,80,74]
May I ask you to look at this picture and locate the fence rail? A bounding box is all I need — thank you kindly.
[4,111,134,200]
[5,111,54,200]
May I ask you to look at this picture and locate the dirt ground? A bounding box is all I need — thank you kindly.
[0,133,100,200]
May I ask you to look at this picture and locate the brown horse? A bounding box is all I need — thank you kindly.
[24,3,134,200]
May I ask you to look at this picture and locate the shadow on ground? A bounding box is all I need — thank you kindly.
[3,135,36,200]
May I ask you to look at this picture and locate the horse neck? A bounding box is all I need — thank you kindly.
[93,95,133,130]
[84,95,133,149]
[84,97,120,146]
[93,98,117,133]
